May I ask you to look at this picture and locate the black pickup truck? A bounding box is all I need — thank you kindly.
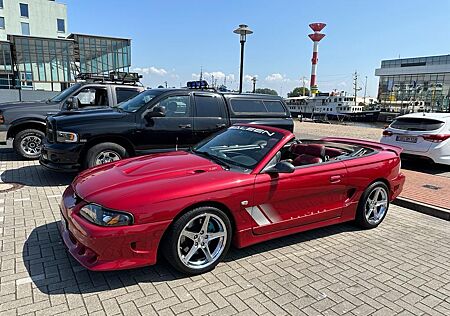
[40,88,294,171]
[0,79,144,159]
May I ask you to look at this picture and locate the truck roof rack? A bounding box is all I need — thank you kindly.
[76,72,143,85]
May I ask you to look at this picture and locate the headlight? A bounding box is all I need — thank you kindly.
[56,131,78,143]
[79,204,133,226]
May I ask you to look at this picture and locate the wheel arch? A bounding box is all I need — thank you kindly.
[157,200,237,257]
[79,135,136,163]
[7,120,46,139]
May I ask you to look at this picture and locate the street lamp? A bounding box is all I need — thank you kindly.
[233,24,253,93]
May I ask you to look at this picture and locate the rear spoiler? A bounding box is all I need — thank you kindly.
[320,137,403,156]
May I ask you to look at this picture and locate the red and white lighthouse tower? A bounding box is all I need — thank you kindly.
[308,23,326,96]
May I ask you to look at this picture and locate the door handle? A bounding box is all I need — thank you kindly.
[216,123,227,128]
[178,124,191,129]
[330,175,341,183]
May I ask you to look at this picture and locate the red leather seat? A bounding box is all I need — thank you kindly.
[290,143,308,155]
[325,148,343,158]
[293,144,325,166]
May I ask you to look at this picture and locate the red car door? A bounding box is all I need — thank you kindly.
[249,161,348,235]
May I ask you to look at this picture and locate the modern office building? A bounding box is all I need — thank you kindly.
[0,0,131,94]
[375,55,450,112]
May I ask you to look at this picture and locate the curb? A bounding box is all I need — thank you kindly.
[393,197,450,221]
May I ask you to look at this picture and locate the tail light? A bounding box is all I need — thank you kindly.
[382,130,393,137]
[422,134,450,143]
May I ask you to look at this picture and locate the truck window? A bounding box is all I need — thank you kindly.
[263,100,286,113]
[116,88,140,104]
[75,87,109,107]
[194,95,225,117]
[157,95,191,117]
[230,99,266,113]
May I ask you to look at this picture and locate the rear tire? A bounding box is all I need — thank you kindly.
[355,181,390,229]
[162,206,232,275]
[85,142,128,168]
[13,129,45,159]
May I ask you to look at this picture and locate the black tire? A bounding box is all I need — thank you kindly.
[85,142,128,168]
[355,181,390,229]
[162,206,232,275]
[13,129,45,159]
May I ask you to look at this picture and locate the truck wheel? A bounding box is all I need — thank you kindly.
[13,129,45,159]
[85,142,129,168]
[355,181,390,229]
[162,206,232,275]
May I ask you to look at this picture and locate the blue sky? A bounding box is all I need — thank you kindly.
[64,0,450,97]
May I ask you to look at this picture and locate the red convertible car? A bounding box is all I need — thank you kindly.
[59,124,405,275]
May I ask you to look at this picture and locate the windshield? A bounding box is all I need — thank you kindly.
[117,90,162,112]
[390,117,445,131]
[192,126,283,170]
[48,83,81,102]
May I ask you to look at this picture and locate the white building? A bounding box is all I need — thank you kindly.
[0,0,67,41]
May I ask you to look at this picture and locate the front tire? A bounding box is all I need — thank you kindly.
[85,142,128,168]
[13,129,45,159]
[163,207,232,275]
[356,181,390,229]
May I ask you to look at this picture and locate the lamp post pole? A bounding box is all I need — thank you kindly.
[234,24,253,94]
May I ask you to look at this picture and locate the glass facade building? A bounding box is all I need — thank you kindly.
[375,55,450,112]
[1,33,131,91]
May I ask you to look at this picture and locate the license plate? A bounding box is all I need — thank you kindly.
[396,135,417,143]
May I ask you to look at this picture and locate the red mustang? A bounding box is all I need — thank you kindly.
[59,124,405,275]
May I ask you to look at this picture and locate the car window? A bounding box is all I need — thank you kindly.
[230,99,266,113]
[116,88,140,104]
[75,87,108,107]
[263,100,286,113]
[194,94,225,117]
[390,118,445,131]
[193,125,283,170]
[117,90,162,112]
[49,83,81,102]
[157,95,191,117]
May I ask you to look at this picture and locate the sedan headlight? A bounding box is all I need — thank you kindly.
[56,131,78,143]
[79,204,133,226]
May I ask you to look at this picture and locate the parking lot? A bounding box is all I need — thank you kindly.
[0,145,449,316]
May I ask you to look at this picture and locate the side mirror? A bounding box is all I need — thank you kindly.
[66,96,78,110]
[145,105,166,119]
[265,161,295,174]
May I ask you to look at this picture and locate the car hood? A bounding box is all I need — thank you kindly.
[72,151,248,217]
[54,108,126,125]
[0,100,48,111]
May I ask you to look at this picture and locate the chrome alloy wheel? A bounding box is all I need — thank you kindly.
[177,213,227,270]
[94,150,121,165]
[365,187,388,225]
[20,135,42,156]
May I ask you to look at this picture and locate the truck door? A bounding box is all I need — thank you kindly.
[192,92,229,143]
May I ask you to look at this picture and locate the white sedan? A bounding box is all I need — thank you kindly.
[380,112,450,165]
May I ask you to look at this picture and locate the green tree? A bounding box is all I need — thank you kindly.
[287,87,310,97]
[254,88,278,96]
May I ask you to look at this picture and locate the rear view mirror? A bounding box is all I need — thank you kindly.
[66,96,79,110]
[265,161,295,174]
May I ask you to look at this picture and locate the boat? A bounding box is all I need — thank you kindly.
[285,92,381,122]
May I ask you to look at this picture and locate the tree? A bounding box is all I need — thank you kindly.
[254,88,278,96]
[287,87,310,97]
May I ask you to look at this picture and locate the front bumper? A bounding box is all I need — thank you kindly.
[40,140,84,171]
[59,186,171,271]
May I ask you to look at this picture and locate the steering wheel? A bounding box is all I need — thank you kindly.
[253,140,267,149]
[212,150,228,159]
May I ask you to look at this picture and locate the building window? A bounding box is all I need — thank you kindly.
[21,22,30,35]
[0,17,4,29]
[0,0,4,9]
[57,18,65,33]
[19,3,29,18]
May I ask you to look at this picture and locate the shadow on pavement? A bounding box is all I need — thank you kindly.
[1,165,75,187]
[401,158,450,178]
[24,220,361,295]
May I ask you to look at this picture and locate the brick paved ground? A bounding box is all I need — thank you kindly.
[1,148,450,315]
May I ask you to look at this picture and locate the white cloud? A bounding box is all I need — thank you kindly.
[133,66,168,76]
[265,73,284,82]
